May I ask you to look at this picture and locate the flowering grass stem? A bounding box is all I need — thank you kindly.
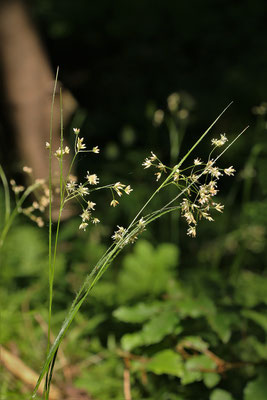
[31,100,246,398]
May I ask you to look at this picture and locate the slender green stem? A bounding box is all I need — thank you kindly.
[47,67,59,356]
[32,102,242,398]
[0,165,11,225]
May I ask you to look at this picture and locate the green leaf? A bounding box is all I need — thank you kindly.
[210,388,234,400]
[180,368,202,385]
[178,336,209,352]
[244,370,267,400]
[121,311,180,351]
[121,332,145,352]
[185,354,216,371]
[113,301,161,323]
[117,240,179,302]
[242,310,267,332]
[146,350,184,377]
[142,311,180,344]
[1,225,47,279]
[203,372,221,388]
[182,355,217,385]
[235,271,267,307]
[208,312,238,343]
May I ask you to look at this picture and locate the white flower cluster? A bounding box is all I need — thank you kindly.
[142,152,168,181]
[111,218,146,247]
[142,133,236,238]
[10,171,49,228]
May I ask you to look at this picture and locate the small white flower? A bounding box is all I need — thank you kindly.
[45,142,50,149]
[79,222,88,231]
[12,185,25,194]
[112,225,126,241]
[184,212,196,225]
[157,162,167,172]
[114,182,125,196]
[155,172,162,181]
[224,166,235,176]
[211,134,228,147]
[87,201,96,210]
[138,217,146,227]
[209,167,222,179]
[117,226,126,234]
[73,128,80,135]
[32,201,39,209]
[142,158,152,168]
[54,148,63,158]
[80,209,91,221]
[77,184,89,196]
[23,166,32,174]
[92,218,100,224]
[150,152,157,161]
[194,158,202,165]
[187,226,196,238]
[66,181,77,192]
[92,146,100,154]
[124,185,133,195]
[86,173,99,185]
[110,199,119,207]
[64,146,70,154]
[36,217,44,228]
[76,137,86,152]
[213,203,224,213]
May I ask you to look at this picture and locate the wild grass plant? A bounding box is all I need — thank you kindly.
[0,73,250,399]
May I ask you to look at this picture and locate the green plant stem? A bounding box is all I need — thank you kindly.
[33,102,242,398]
[32,204,178,399]
[47,67,59,356]
[0,164,11,225]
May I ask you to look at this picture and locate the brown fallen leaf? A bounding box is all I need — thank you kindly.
[0,345,61,400]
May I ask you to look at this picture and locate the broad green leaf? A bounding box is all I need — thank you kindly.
[146,350,184,377]
[180,368,202,385]
[242,310,267,332]
[113,301,161,323]
[121,332,145,351]
[185,354,216,371]
[178,336,209,352]
[235,271,267,307]
[142,311,180,344]
[182,355,217,385]
[208,312,238,343]
[203,372,221,388]
[121,311,180,351]
[1,225,48,279]
[210,388,234,400]
[177,294,216,319]
[244,370,267,400]
[117,240,179,302]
